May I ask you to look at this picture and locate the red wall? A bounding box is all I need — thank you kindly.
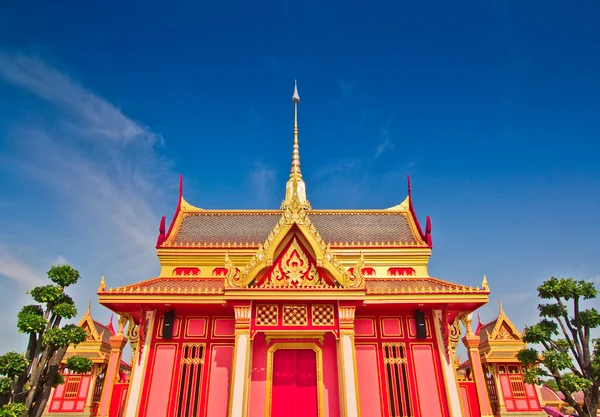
[48,374,90,413]
[139,313,235,417]
[499,374,541,412]
[354,312,449,417]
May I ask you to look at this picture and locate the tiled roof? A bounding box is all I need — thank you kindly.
[93,321,113,343]
[477,321,496,342]
[365,277,488,295]
[101,276,488,296]
[110,278,225,294]
[164,211,421,247]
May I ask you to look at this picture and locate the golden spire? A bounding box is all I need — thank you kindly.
[282,80,311,210]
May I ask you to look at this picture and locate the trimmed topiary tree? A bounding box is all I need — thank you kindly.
[517,277,599,417]
[0,264,93,417]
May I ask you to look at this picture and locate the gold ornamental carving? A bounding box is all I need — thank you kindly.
[266,238,321,287]
[223,200,366,290]
[311,304,334,326]
[234,305,252,326]
[127,316,140,351]
[256,304,278,326]
[283,305,308,326]
[117,313,130,335]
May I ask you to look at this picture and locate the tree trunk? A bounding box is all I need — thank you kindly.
[24,343,54,410]
[14,333,37,403]
[29,347,66,417]
[583,384,599,417]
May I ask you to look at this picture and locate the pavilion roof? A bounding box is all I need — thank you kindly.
[160,208,427,249]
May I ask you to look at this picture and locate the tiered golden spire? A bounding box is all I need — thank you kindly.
[282,80,311,210]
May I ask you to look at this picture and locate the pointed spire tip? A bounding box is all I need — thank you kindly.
[292,80,300,103]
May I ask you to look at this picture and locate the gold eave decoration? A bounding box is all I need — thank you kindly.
[384,196,428,247]
[161,196,203,247]
[223,203,365,290]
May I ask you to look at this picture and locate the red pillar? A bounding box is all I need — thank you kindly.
[463,332,493,417]
[97,319,128,417]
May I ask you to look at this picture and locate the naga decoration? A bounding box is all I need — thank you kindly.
[127,315,140,352]
[117,313,129,335]
[347,251,365,287]
[138,309,148,365]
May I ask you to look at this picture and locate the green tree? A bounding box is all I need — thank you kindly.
[517,277,599,417]
[0,264,93,417]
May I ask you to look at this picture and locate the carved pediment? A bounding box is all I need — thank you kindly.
[224,206,365,289]
[487,302,523,342]
[256,236,333,288]
[494,323,520,341]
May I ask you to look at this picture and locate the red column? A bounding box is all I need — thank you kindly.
[97,318,128,417]
[463,332,493,417]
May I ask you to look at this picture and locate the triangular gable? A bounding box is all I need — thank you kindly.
[77,304,102,342]
[254,233,335,288]
[486,302,523,342]
[224,205,364,289]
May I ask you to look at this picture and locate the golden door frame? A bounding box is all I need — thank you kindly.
[264,342,325,417]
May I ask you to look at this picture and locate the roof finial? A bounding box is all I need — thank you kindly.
[282,80,310,210]
[86,300,91,315]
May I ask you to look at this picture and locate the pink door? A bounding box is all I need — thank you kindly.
[271,349,318,417]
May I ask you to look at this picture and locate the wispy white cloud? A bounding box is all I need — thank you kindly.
[0,244,45,287]
[53,255,69,266]
[0,51,175,307]
[0,52,160,145]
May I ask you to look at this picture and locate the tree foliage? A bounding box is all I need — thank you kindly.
[518,277,599,417]
[0,264,92,417]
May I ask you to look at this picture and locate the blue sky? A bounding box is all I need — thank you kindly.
[0,1,599,352]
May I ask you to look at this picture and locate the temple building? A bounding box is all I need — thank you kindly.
[458,304,545,417]
[94,83,516,417]
[43,304,131,417]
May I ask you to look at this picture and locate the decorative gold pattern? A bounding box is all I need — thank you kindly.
[338,306,356,326]
[449,313,466,360]
[264,332,325,344]
[224,202,366,290]
[126,316,140,352]
[98,276,106,292]
[265,238,321,287]
[234,305,252,327]
[311,304,334,326]
[496,324,514,340]
[256,304,278,326]
[486,301,523,341]
[180,343,206,365]
[481,275,490,291]
[283,305,308,326]
[117,314,129,335]
[382,343,408,365]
